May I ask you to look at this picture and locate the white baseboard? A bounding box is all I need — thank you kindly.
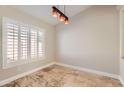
[55,62,119,80]
[0,62,55,86]
[119,76,124,86]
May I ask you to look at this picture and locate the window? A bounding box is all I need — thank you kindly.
[2,17,45,69]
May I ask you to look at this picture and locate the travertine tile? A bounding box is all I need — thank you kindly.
[2,65,122,87]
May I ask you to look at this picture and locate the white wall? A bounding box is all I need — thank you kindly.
[120,61,124,82]
[56,6,119,74]
[0,6,55,81]
[120,6,124,84]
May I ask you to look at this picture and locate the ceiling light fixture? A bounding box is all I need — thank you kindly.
[52,6,69,24]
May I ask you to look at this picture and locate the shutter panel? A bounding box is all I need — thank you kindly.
[30,28,38,59]
[20,25,28,60]
[7,23,19,63]
[38,31,44,57]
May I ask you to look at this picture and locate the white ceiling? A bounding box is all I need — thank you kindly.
[14,5,91,25]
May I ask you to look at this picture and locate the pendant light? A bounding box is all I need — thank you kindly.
[64,18,69,24]
[52,5,70,24]
[52,8,58,17]
[63,6,69,24]
[59,14,65,21]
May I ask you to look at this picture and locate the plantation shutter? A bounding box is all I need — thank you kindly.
[7,23,19,63]
[38,30,45,58]
[20,25,29,60]
[3,17,46,69]
[30,28,38,59]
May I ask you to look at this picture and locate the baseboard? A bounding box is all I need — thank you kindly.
[55,62,119,80]
[119,76,124,86]
[0,62,55,86]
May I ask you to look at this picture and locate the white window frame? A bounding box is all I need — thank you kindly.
[2,17,46,69]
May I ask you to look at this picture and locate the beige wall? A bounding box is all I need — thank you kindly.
[56,6,119,74]
[0,6,55,81]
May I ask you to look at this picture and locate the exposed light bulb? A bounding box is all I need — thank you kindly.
[59,15,65,21]
[64,19,69,24]
[52,9,58,17]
